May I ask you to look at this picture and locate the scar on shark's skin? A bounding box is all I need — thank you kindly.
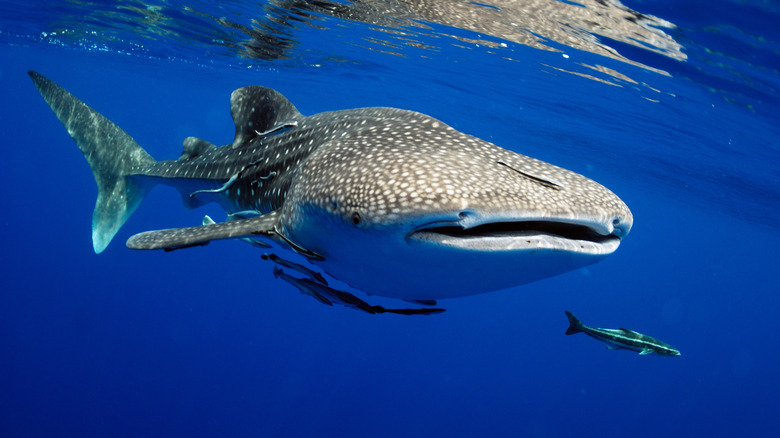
[497,160,563,190]
[29,70,632,309]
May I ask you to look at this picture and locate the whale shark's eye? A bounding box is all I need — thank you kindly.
[351,212,362,225]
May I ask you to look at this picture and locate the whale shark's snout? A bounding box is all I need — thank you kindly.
[401,157,633,257]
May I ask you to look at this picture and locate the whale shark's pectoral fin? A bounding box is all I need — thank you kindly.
[126,210,285,252]
[203,215,271,248]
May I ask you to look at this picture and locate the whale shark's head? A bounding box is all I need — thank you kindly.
[281,108,632,300]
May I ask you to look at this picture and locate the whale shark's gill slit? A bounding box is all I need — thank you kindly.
[421,221,615,243]
[497,161,562,190]
[271,225,324,260]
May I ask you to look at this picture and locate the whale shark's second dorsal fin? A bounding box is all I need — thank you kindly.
[229,86,302,148]
[179,136,217,160]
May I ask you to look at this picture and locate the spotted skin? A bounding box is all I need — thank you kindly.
[281,108,629,234]
[30,71,633,301]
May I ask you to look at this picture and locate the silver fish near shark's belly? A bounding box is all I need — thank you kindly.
[29,71,632,303]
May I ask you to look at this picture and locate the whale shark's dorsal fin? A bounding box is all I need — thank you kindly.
[229,86,302,148]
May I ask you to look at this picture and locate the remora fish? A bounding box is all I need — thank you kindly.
[29,71,632,302]
[272,267,444,315]
[262,253,329,286]
[564,311,681,356]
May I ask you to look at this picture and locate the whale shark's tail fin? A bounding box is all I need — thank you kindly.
[28,71,157,253]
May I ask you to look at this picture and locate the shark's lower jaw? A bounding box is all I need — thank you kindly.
[302,218,624,300]
[407,220,622,255]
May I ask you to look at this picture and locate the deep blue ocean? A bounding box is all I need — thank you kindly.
[2,1,779,437]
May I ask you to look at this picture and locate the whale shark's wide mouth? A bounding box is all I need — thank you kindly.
[407,220,622,255]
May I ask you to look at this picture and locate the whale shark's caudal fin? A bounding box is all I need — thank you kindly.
[28,71,157,253]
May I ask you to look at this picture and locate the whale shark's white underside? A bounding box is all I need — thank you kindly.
[29,71,632,308]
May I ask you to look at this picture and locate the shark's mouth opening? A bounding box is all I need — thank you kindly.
[408,220,621,254]
[424,221,613,242]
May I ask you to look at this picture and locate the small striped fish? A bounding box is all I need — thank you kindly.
[565,311,680,356]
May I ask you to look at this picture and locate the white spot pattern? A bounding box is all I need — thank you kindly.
[138,90,630,242]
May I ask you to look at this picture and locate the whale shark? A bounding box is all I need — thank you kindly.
[29,71,632,307]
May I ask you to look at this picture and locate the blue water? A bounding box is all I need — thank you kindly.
[1,1,779,436]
